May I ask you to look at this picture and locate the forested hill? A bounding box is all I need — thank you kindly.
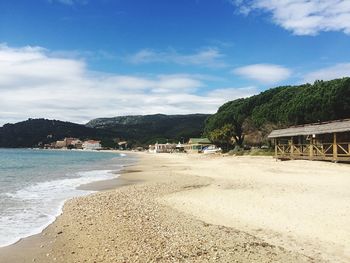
[86,114,211,145]
[0,114,210,148]
[0,119,114,148]
[205,77,350,146]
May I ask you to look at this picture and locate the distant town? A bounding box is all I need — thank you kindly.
[42,137,102,150]
[41,136,223,154]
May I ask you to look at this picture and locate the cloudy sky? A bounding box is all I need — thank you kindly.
[0,0,350,125]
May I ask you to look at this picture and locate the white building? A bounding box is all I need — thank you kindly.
[148,143,175,153]
[82,140,102,150]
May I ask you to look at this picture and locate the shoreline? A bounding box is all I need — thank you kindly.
[0,150,136,251]
[0,152,145,263]
[1,152,349,262]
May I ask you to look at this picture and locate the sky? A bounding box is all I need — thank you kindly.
[1,0,350,125]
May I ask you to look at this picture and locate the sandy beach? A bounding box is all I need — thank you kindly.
[1,152,350,262]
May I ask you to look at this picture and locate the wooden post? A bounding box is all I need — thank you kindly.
[333,133,338,162]
[309,138,313,160]
[274,139,278,158]
[290,137,294,159]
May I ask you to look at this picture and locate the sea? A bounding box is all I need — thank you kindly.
[0,148,135,247]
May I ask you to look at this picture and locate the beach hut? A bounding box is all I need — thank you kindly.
[268,119,350,162]
[184,138,212,153]
[149,143,176,153]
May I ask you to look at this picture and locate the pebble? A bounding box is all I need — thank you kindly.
[34,163,313,263]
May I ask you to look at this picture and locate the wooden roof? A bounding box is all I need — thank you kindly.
[268,119,350,138]
[188,138,211,144]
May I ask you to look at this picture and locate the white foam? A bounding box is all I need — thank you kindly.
[0,169,117,247]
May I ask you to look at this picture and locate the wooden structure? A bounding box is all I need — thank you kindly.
[148,143,176,153]
[268,119,350,162]
[184,138,211,153]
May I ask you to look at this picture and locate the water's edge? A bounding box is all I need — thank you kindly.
[0,151,136,248]
[1,171,120,248]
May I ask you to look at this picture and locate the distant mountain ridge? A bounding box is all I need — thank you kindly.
[86,114,211,145]
[87,113,209,127]
[86,114,168,127]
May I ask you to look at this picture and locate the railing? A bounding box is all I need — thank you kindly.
[276,143,350,160]
[337,143,350,156]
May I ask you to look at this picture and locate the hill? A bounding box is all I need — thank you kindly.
[0,119,114,148]
[204,77,350,147]
[0,114,211,148]
[86,114,211,145]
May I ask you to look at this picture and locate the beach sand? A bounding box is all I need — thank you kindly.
[0,152,349,262]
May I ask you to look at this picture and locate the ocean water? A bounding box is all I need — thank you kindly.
[0,148,134,247]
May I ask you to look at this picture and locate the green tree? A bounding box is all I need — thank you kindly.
[205,99,251,146]
[205,77,350,146]
[208,124,235,151]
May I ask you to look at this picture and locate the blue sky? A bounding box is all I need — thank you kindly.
[0,0,350,124]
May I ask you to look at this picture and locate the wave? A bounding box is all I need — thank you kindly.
[0,169,118,247]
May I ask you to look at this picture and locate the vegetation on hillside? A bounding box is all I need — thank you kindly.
[205,78,350,148]
[0,114,210,148]
[87,114,210,146]
[0,119,114,148]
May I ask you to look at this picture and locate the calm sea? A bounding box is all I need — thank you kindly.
[0,148,134,247]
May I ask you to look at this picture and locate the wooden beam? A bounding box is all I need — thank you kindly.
[274,139,278,158]
[333,133,338,161]
[338,144,349,155]
[309,139,313,160]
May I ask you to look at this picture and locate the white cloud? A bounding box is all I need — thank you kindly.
[49,49,117,61]
[233,63,291,84]
[126,48,227,68]
[0,44,257,125]
[232,0,350,35]
[303,63,350,83]
[207,86,257,99]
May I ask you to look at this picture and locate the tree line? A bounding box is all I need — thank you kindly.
[204,77,350,150]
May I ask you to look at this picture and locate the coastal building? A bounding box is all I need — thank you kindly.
[148,143,176,153]
[82,140,102,150]
[70,139,83,149]
[64,137,75,146]
[55,140,66,148]
[184,138,212,153]
[53,137,80,149]
[268,119,350,162]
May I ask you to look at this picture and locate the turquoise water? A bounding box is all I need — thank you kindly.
[0,149,134,247]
